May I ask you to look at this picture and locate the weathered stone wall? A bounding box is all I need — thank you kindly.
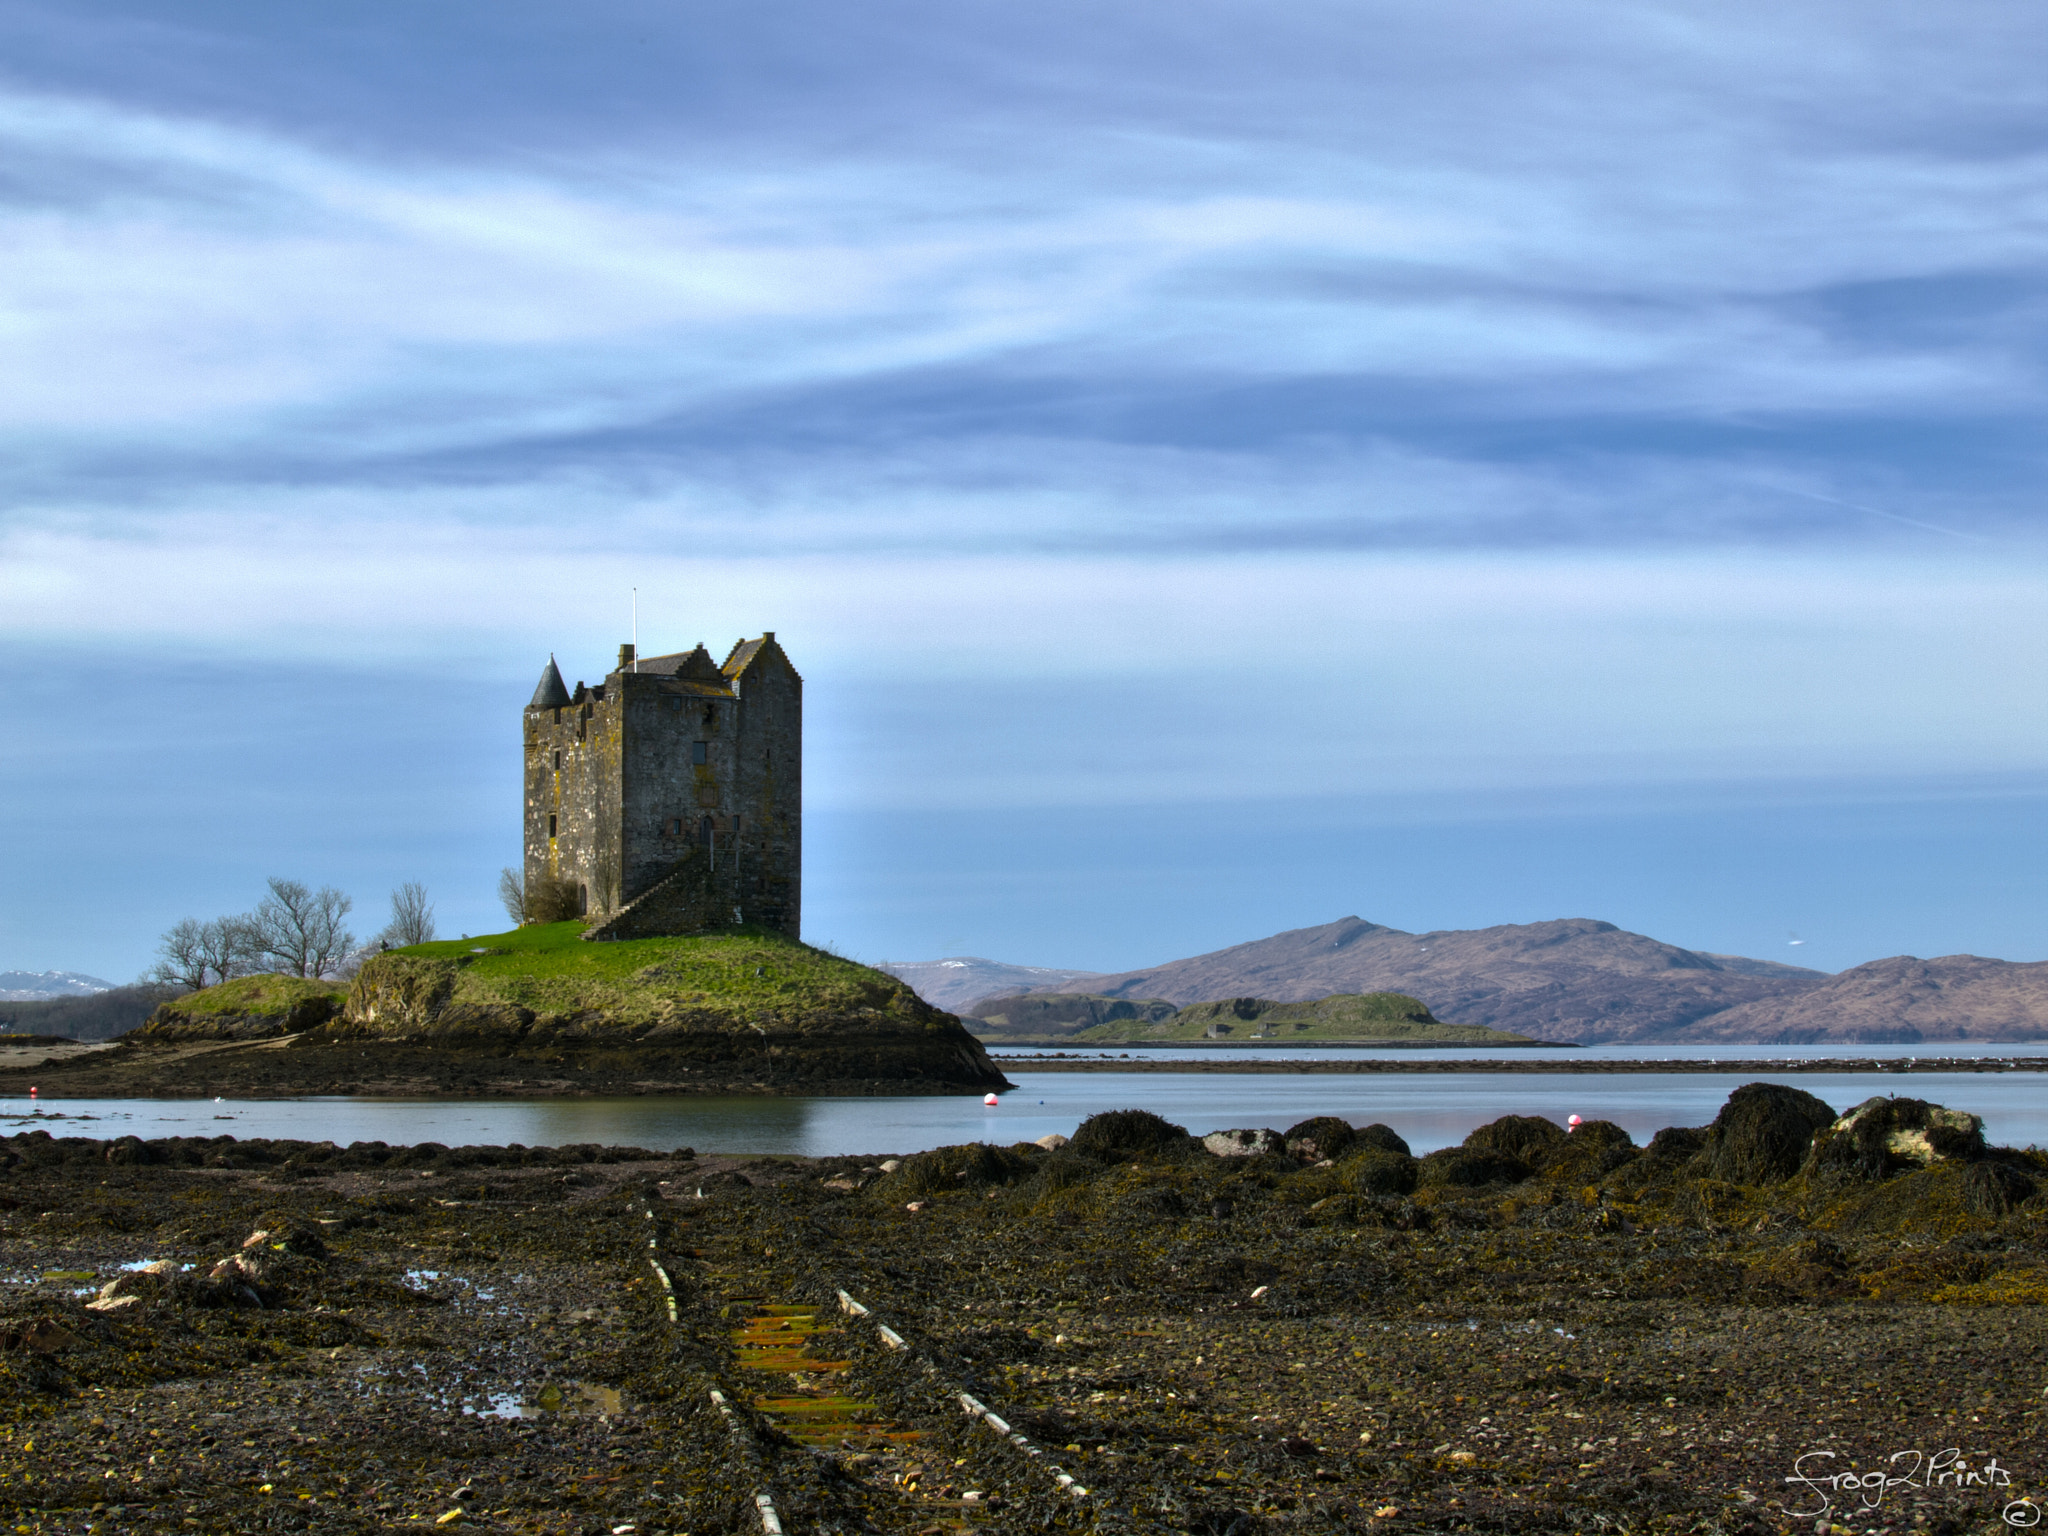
[524,681,624,918]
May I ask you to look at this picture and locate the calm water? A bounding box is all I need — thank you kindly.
[2,1069,2041,1157]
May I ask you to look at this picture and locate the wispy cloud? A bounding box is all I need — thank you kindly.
[0,0,2043,560]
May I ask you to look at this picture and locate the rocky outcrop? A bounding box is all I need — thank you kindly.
[133,979,346,1042]
[1203,1128,1282,1158]
[1807,1096,1986,1180]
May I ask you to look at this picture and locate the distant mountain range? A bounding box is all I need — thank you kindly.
[882,917,2048,1044]
[877,957,1108,1014]
[0,970,115,1003]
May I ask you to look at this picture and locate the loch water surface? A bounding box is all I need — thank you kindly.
[2,1068,2042,1157]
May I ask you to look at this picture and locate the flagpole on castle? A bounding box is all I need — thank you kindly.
[631,588,638,672]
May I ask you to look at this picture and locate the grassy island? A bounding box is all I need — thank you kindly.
[22,925,1009,1099]
[347,922,932,1036]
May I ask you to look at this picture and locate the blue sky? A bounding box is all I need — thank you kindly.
[3,0,2046,983]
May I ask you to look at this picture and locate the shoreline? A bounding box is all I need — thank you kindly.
[2,1107,2043,1535]
[990,1052,2048,1074]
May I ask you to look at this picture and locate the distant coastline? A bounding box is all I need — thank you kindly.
[988,1052,2048,1074]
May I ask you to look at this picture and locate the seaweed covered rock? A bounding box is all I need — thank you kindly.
[1464,1114,1567,1169]
[1335,1148,1419,1197]
[1962,1159,2039,1217]
[1070,1109,1191,1161]
[1646,1125,1707,1161]
[877,1142,1034,1199]
[1539,1120,1638,1184]
[1697,1082,1837,1184]
[1417,1147,1531,1189]
[1808,1096,1986,1182]
[1203,1128,1282,1158]
[1282,1117,1357,1163]
[1352,1123,1412,1156]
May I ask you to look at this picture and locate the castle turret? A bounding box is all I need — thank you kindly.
[529,657,572,711]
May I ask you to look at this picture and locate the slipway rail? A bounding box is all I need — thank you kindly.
[637,1197,1104,1534]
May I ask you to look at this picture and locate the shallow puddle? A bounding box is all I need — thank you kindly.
[473,1381,623,1418]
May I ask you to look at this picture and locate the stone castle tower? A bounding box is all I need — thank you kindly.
[523,635,801,941]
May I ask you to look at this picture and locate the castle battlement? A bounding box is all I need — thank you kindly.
[523,634,801,940]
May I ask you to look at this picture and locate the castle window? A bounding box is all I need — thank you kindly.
[692,741,708,766]
[699,815,715,846]
[548,814,557,838]
[552,749,561,772]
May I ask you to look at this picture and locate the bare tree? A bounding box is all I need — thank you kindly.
[378,881,436,947]
[526,876,582,923]
[149,915,256,991]
[151,917,215,991]
[252,877,357,979]
[497,867,525,927]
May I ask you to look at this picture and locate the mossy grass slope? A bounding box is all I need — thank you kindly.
[1070,991,1539,1046]
[153,975,348,1021]
[350,922,952,1036]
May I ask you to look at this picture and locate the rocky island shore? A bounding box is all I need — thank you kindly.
[1,1085,2042,1534]
[0,925,1009,1100]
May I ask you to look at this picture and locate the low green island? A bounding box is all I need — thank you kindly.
[963,989,1543,1047]
[12,925,1010,1099]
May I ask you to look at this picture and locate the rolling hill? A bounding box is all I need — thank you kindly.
[986,916,1832,1044]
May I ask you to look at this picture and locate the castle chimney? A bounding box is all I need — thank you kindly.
[617,643,635,672]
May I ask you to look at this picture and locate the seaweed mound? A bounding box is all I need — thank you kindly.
[1808,1096,1986,1181]
[1962,1159,2038,1217]
[879,1142,1035,1199]
[1352,1123,1412,1157]
[1070,1109,1191,1160]
[1335,1148,1419,1196]
[1463,1114,1566,1168]
[1696,1082,1836,1184]
[1282,1116,1357,1162]
[1541,1120,1638,1184]
[1417,1146,1530,1189]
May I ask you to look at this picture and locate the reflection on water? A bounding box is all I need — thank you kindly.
[0,1069,2042,1156]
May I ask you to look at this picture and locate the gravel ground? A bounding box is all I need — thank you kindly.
[1,1090,2044,1536]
